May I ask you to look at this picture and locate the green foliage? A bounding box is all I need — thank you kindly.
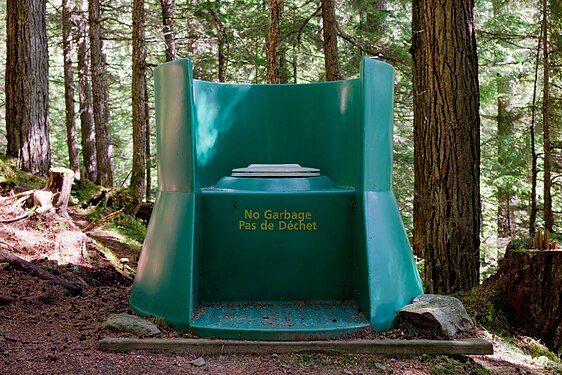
[151,316,172,331]
[432,356,490,375]
[104,214,146,251]
[0,156,45,190]
[0,0,561,287]
[462,287,511,336]
[518,337,561,363]
[0,156,17,190]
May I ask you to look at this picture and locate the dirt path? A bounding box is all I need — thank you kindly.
[0,203,558,374]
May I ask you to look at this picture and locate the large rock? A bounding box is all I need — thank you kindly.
[398,294,474,337]
[102,313,161,336]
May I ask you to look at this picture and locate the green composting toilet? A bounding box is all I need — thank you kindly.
[129,57,423,340]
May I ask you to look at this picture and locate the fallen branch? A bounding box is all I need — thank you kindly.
[0,239,23,253]
[0,248,83,296]
[83,208,124,233]
[0,211,32,223]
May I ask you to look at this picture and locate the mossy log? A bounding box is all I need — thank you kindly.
[497,249,562,354]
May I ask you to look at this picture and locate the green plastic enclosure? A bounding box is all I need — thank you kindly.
[129,58,423,340]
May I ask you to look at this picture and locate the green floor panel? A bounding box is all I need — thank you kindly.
[191,301,370,340]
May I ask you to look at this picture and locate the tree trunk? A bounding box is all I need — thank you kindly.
[144,80,151,201]
[411,0,481,294]
[495,249,562,354]
[77,0,97,183]
[160,0,177,62]
[529,34,541,236]
[496,73,515,238]
[62,0,80,180]
[366,0,387,35]
[5,0,51,176]
[541,0,554,233]
[266,0,282,84]
[321,0,341,81]
[209,3,227,82]
[89,0,114,187]
[129,0,147,215]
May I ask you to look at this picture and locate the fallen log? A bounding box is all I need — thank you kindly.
[0,247,82,296]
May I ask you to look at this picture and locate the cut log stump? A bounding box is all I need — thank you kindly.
[497,249,562,354]
[44,167,75,217]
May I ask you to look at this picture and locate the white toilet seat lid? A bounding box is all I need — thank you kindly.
[231,164,320,177]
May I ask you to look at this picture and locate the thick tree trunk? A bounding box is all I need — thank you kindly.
[321,0,341,81]
[411,0,481,294]
[77,0,97,183]
[129,0,147,215]
[266,0,282,84]
[89,0,114,187]
[5,0,51,176]
[496,249,562,354]
[160,0,177,62]
[62,0,80,180]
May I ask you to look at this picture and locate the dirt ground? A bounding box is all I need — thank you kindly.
[0,200,559,374]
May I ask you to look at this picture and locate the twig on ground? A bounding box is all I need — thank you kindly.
[83,208,124,233]
[0,238,23,253]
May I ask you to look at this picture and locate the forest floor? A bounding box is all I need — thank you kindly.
[0,196,560,374]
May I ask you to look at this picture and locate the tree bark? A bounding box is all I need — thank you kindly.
[321,0,341,81]
[496,73,514,238]
[366,0,387,35]
[77,0,97,183]
[89,0,114,187]
[209,4,227,82]
[411,0,481,294]
[529,33,541,236]
[144,79,151,202]
[5,0,51,176]
[160,0,177,62]
[62,0,80,180]
[129,0,147,215]
[541,0,554,232]
[495,249,562,354]
[266,0,282,84]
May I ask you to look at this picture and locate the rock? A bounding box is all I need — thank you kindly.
[373,363,386,370]
[343,370,353,375]
[190,357,206,367]
[102,313,161,336]
[398,294,474,337]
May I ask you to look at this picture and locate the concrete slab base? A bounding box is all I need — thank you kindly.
[98,337,493,356]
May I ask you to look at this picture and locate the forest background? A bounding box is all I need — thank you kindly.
[0,0,561,282]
